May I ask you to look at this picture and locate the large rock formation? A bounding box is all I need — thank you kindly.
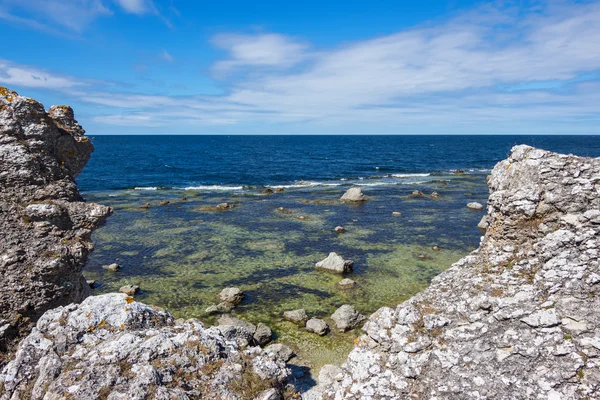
[0,87,112,355]
[0,293,290,399]
[321,146,600,399]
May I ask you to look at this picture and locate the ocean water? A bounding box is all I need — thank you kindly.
[78,135,600,369]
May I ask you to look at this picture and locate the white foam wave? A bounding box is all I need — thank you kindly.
[183,185,244,191]
[390,173,431,178]
[134,187,159,191]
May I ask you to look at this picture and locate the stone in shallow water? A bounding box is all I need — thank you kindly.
[306,318,329,336]
[205,302,234,315]
[254,322,273,346]
[334,226,345,233]
[338,278,356,289]
[340,187,367,202]
[316,252,354,274]
[102,263,121,272]
[392,211,402,216]
[331,305,366,332]
[467,202,484,210]
[216,287,244,305]
[119,284,139,296]
[283,309,308,325]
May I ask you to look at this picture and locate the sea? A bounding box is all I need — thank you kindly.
[77,135,600,368]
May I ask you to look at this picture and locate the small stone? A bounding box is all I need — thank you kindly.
[262,188,274,194]
[306,318,329,336]
[467,202,484,210]
[217,287,244,305]
[102,263,121,272]
[283,309,308,325]
[205,302,234,315]
[119,285,139,296]
[138,202,151,209]
[334,226,345,233]
[453,169,465,174]
[159,200,170,206]
[216,202,230,210]
[86,280,96,288]
[432,246,440,251]
[180,196,187,201]
[392,211,402,216]
[338,278,356,289]
[430,192,440,198]
[297,215,307,220]
[275,188,285,193]
[316,252,354,274]
[340,187,367,202]
[411,190,424,197]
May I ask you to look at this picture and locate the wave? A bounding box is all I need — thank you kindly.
[183,185,244,191]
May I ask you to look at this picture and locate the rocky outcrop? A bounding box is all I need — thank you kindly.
[0,293,290,399]
[321,146,600,399]
[316,252,354,274]
[340,187,367,202]
[0,87,112,355]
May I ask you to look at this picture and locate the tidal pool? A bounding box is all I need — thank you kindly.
[83,174,487,370]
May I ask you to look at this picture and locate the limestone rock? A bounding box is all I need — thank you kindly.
[102,262,121,272]
[119,284,140,296]
[331,305,366,332]
[264,343,294,363]
[0,87,112,351]
[254,323,273,347]
[316,252,354,274]
[321,145,600,399]
[338,278,356,289]
[217,287,244,305]
[340,187,367,202]
[0,294,290,399]
[283,309,308,325]
[467,201,484,210]
[334,226,345,233]
[306,318,329,336]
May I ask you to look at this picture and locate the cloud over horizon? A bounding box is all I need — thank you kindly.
[1,1,599,134]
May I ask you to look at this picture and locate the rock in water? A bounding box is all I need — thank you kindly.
[283,309,309,325]
[331,305,366,332]
[467,201,484,210]
[334,225,346,233]
[338,278,356,288]
[316,252,354,273]
[254,323,273,346]
[119,284,140,296]
[102,262,121,272]
[306,318,329,336]
[320,145,600,399]
[340,187,367,202]
[0,87,112,350]
[477,215,489,231]
[0,294,290,398]
[217,287,244,305]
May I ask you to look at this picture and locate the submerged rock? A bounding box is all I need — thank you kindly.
[139,202,151,209]
[392,211,402,216]
[340,187,367,202]
[0,294,290,399]
[283,309,308,325]
[262,188,274,194]
[316,252,354,274]
[338,278,356,289]
[430,191,441,198]
[330,305,366,332]
[411,190,425,197]
[467,201,484,210]
[334,225,345,233]
[205,302,234,315]
[159,200,170,205]
[306,318,329,336]
[320,145,600,399]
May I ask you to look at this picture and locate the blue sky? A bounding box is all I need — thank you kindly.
[0,0,599,134]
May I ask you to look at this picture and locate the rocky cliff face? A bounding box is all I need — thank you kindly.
[319,145,600,399]
[0,87,113,354]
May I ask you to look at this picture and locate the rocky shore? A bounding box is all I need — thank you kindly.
[1,87,599,399]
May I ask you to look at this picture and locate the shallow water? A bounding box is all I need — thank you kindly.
[83,175,486,369]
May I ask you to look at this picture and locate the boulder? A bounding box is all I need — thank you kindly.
[467,202,484,210]
[264,343,294,363]
[306,318,329,336]
[283,309,308,325]
[331,305,366,332]
[119,284,140,296]
[340,187,367,202]
[216,287,244,305]
[254,323,273,346]
[316,252,354,274]
[102,263,121,272]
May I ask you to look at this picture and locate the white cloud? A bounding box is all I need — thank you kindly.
[114,0,151,15]
[211,33,310,73]
[0,60,86,89]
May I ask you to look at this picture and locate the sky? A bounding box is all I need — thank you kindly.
[0,0,599,134]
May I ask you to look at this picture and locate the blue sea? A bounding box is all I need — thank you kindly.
[78,135,600,368]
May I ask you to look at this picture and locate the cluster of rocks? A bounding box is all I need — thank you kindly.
[317,146,600,399]
[283,305,366,336]
[0,87,112,354]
